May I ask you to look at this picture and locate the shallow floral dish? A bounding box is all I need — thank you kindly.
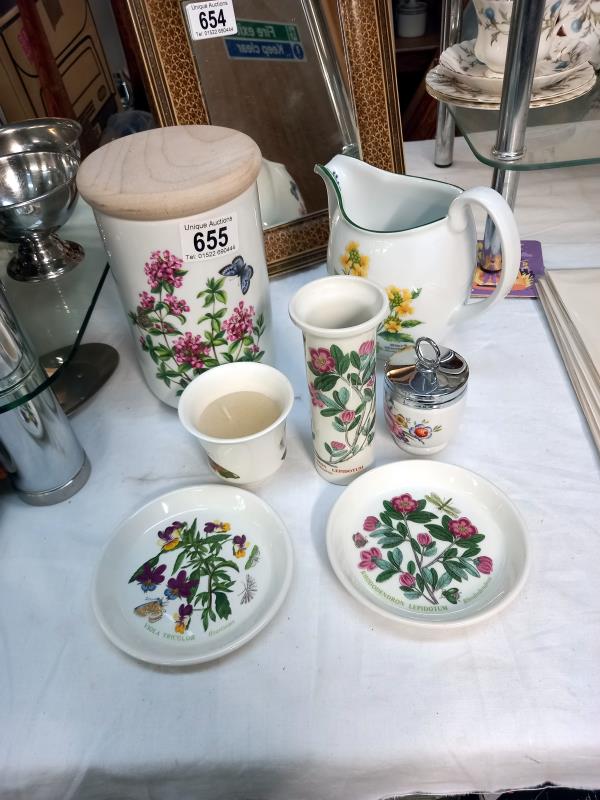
[326,461,529,628]
[438,55,589,94]
[426,64,596,110]
[93,485,293,665]
[440,38,590,85]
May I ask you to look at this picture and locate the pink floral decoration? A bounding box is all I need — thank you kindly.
[363,516,380,532]
[309,383,324,408]
[476,556,493,574]
[399,572,416,587]
[340,410,355,424]
[417,532,432,546]
[391,493,418,514]
[144,250,184,290]
[358,547,382,570]
[164,294,190,316]
[358,340,374,356]
[353,532,368,548]
[449,517,478,539]
[331,441,346,451]
[222,301,255,342]
[310,347,335,373]
[139,291,155,310]
[173,332,210,370]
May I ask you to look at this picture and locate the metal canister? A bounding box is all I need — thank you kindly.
[384,336,469,455]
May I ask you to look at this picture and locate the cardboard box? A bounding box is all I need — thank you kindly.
[0,0,118,148]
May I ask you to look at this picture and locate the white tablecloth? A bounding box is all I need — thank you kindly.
[1,139,600,800]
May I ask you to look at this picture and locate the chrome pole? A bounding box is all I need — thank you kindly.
[434,0,463,167]
[482,0,545,271]
[0,281,90,505]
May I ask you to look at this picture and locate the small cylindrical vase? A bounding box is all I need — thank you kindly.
[289,276,387,485]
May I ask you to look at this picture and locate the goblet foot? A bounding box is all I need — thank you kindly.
[7,233,85,282]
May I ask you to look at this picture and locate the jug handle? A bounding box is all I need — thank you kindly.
[447,187,521,326]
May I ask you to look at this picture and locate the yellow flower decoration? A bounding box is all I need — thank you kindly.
[221,522,231,532]
[162,537,180,552]
[233,534,249,558]
[340,241,369,277]
[383,317,402,333]
[387,286,414,316]
[394,301,414,317]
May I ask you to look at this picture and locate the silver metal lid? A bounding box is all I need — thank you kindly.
[384,337,468,408]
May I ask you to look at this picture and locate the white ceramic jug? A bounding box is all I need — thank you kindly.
[316,155,521,358]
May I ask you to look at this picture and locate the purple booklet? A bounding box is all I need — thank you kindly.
[471,239,544,298]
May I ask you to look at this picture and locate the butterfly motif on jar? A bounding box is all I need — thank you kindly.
[219,255,254,295]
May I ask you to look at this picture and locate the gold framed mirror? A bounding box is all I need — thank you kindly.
[121,0,404,276]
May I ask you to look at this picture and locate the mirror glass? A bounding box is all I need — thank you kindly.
[180,0,360,229]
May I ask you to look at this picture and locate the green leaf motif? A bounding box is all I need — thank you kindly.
[459,558,480,578]
[437,572,452,590]
[171,549,187,575]
[378,331,415,343]
[400,588,422,599]
[214,592,232,620]
[387,547,403,570]
[401,319,423,328]
[444,561,463,582]
[382,500,403,520]
[406,510,438,524]
[333,387,350,407]
[425,524,453,542]
[330,344,344,374]
[376,570,397,583]
[350,351,361,370]
[319,408,339,418]
[314,374,338,392]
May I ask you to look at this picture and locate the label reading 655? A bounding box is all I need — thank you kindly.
[179,213,239,263]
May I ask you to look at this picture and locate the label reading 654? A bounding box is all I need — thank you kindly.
[179,213,239,263]
[184,0,237,40]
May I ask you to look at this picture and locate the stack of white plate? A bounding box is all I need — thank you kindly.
[426,38,596,109]
[538,268,600,452]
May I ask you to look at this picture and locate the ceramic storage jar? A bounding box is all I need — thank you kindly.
[384,337,468,455]
[77,126,273,408]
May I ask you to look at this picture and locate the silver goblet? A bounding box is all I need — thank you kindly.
[0,117,82,160]
[0,150,84,282]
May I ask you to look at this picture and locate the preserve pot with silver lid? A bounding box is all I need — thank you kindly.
[384,336,469,455]
[77,125,273,408]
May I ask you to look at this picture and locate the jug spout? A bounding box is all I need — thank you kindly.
[314,154,348,225]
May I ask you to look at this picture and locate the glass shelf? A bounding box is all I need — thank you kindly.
[0,199,109,413]
[447,74,600,171]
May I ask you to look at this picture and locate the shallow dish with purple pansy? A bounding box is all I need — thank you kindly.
[93,485,293,665]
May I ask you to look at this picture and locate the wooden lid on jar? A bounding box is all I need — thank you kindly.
[76,125,262,221]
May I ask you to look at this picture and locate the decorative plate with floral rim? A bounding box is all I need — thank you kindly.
[93,486,293,665]
[426,63,596,109]
[326,461,529,628]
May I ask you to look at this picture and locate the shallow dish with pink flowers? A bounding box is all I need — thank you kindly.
[93,485,293,665]
[326,461,529,628]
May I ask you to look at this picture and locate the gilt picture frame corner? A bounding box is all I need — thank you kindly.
[121,0,404,276]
